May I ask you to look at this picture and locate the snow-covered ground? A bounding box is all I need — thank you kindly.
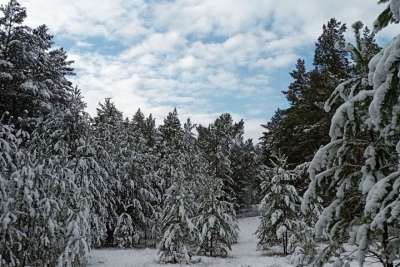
[89,216,292,267]
[88,216,381,267]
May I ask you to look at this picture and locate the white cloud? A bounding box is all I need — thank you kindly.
[19,0,149,39]
[2,0,397,141]
[150,0,273,37]
[121,31,186,59]
[255,53,298,70]
[244,118,265,141]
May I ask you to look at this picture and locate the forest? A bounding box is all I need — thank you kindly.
[1,0,400,266]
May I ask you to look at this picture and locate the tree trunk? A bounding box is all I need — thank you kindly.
[283,231,288,255]
[382,223,393,267]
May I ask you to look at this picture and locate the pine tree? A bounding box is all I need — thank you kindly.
[256,154,305,255]
[283,59,310,106]
[157,108,184,193]
[262,18,351,167]
[93,99,159,248]
[197,113,244,204]
[259,109,285,166]
[122,114,158,247]
[156,109,197,263]
[113,212,136,248]
[143,113,158,149]
[92,98,125,245]
[30,88,104,266]
[230,138,259,208]
[0,88,100,266]
[181,118,208,201]
[158,153,196,263]
[0,0,73,121]
[195,176,238,257]
[0,114,46,266]
[301,5,400,265]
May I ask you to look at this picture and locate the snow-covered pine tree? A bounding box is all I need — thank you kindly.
[158,153,196,264]
[93,100,159,248]
[130,109,146,134]
[29,88,107,266]
[180,119,208,201]
[230,138,259,208]
[358,2,400,265]
[1,137,57,266]
[93,98,127,245]
[0,0,73,121]
[181,118,238,257]
[263,19,351,168]
[143,113,158,149]
[116,111,158,248]
[113,212,136,248]
[197,114,243,206]
[256,154,305,255]
[157,108,184,198]
[195,176,238,257]
[68,88,110,248]
[0,114,49,266]
[157,111,198,263]
[0,89,96,266]
[301,5,400,265]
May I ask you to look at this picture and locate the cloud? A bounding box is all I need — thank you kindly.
[121,31,187,59]
[150,0,274,37]
[19,0,149,39]
[3,0,397,141]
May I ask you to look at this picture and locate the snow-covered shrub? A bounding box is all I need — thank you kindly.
[113,213,138,248]
[290,241,318,267]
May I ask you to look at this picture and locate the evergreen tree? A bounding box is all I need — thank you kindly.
[157,108,184,194]
[256,154,305,255]
[197,113,244,204]
[93,100,159,248]
[0,0,73,121]
[181,118,208,201]
[122,114,158,247]
[195,176,238,257]
[302,4,400,265]
[262,18,351,167]
[113,212,136,248]
[230,138,259,207]
[156,109,197,263]
[0,115,46,266]
[283,59,310,106]
[143,113,158,149]
[30,88,107,266]
[259,109,285,166]
[92,98,125,245]
[0,88,96,266]
[158,153,196,264]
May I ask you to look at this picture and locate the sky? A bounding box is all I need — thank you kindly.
[6,0,399,141]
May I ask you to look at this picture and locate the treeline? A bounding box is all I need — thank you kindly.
[2,0,400,266]
[0,1,261,265]
[257,1,400,266]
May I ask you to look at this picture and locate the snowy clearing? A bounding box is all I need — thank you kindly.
[88,216,381,267]
[88,216,291,267]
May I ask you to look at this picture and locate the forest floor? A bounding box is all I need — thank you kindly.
[88,216,381,267]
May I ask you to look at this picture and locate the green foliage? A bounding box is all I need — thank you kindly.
[256,154,306,255]
[261,19,351,168]
[195,177,238,257]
